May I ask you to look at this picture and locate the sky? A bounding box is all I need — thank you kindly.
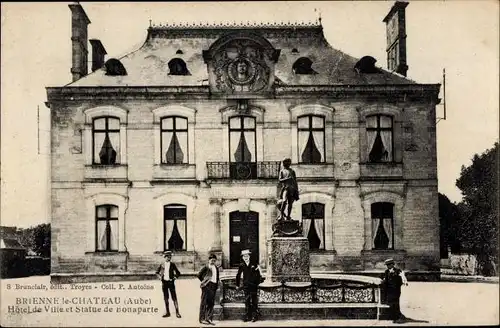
[1,1,498,228]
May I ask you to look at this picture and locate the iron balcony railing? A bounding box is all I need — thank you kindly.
[207,161,281,180]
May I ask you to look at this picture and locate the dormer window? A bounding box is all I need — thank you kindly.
[354,56,382,74]
[104,58,127,76]
[292,57,317,75]
[168,58,191,76]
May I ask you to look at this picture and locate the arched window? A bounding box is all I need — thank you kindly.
[371,202,394,250]
[104,58,127,76]
[93,117,120,165]
[292,57,317,75]
[168,58,191,76]
[302,202,325,250]
[367,114,393,162]
[164,204,187,251]
[95,205,119,251]
[298,115,325,163]
[161,116,188,164]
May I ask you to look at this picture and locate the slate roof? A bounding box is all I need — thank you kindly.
[68,23,416,87]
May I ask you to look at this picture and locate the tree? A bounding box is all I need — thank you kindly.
[17,223,51,258]
[455,142,498,276]
[438,193,461,257]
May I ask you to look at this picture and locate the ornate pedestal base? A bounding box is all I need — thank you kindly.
[261,236,311,286]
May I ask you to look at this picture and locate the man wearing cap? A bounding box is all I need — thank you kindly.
[381,258,408,323]
[155,251,182,318]
[236,249,263,322]
[197,254,220,325]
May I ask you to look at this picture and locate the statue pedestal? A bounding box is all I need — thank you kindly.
[261,236,311,286]
[272,219,302,237]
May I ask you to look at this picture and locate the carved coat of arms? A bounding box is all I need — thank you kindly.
[212,39,271,93]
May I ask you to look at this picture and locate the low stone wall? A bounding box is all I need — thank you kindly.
[444,254,477,276]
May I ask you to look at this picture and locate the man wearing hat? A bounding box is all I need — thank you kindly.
[381,258,408,323]
[197,254,220,325]
[236,249,263,322]
[155,251,181,318]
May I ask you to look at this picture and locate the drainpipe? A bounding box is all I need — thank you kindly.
[123,183,130,271]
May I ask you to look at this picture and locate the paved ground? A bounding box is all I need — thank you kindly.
[1,276,498,327]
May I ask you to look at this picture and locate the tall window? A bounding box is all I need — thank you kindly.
[229,116,257,179]
[371,202,394,250]
[164,204,187,251]
[96,205,119,251]
[367,115,393,162]
[302,203,325,250]
[93,117,120,165]
[161,116,188,164]
[298,115,325,163]
[229,116,256,163]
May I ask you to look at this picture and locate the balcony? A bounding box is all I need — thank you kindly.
[207,161,280,180]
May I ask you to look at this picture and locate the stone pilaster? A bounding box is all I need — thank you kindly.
[209,198,223,252]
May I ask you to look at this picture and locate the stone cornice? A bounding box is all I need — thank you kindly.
[46,86,210,102]
[275,84,441,102]
[46,84,441,102]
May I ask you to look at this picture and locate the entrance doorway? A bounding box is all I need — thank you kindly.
[229,211,259,267]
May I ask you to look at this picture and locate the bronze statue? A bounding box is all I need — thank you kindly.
[278,158,299,221]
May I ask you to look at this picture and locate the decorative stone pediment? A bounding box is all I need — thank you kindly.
[203,32,280,97]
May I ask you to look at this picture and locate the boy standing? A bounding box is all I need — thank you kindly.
[156,251,182,318]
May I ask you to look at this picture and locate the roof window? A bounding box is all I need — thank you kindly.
[354,56,382,74]
[168,58,191,76]
[292,57,317,75]
[104,58,127,76]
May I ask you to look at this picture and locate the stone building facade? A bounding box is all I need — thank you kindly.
[47,4,441,281]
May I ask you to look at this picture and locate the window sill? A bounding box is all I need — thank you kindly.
[153,250,195,255]
[359,162,402,178]
[85,251,127,255]
[153,164,196,180]
[84,164,128,180]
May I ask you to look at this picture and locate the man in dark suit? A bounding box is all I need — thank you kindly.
[197,254,220,325]
[155,251,181,318]
[236,249,263,322]
[381,258,408,323]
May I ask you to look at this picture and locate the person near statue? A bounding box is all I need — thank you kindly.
[381,258,408,323]
[236,249,264,322]
[197,254,220,325]
[155,251,182,318]
[278,158,299,220]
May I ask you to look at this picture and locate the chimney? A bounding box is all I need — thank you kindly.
[89,39,107,72]
[383,1,409,76]
[69,3,91,81]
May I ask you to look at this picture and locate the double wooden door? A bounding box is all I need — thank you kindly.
[229,211,259,267]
